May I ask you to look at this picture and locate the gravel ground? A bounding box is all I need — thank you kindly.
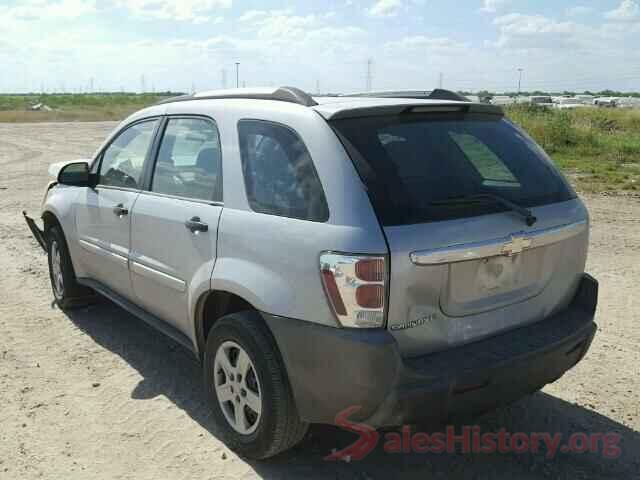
[0,122,638,479]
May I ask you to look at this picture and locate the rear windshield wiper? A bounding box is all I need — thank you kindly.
[430,193,537,226]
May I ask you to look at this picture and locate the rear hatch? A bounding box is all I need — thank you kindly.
[332,107,589,357]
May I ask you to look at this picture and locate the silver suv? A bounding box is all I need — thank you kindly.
[24,87,598,459]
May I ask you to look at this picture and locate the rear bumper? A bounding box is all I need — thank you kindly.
[23,211,48,252]
[265,274,598,427]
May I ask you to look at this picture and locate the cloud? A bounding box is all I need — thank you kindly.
[480,0,510,14]
[239,10,268,22]
[115,0,232,23]
[0,0,96,22]
[605,0,640,22]
[368,0,403,17]
[493,13,581,49]
[384,35,469,54]
[565,6,594,17]
[249,12,317,40]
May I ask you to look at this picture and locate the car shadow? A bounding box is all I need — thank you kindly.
[64,299,639,479]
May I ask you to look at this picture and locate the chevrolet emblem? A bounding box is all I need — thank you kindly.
[501,234,532,257]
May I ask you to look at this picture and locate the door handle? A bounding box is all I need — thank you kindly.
[185,216,208,233]
[113,204,128,217]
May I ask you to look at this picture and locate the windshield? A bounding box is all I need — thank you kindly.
[332,112,575,226]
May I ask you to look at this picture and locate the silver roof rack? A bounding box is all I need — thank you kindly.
[156,86,318,107]
[342,89,471,102]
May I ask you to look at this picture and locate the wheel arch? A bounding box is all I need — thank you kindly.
[42,209,62,234]
[195,289,261,360]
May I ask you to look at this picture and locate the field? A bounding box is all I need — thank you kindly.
[506,105,640,193]
[0,94,172,123]
[0,122,639,479]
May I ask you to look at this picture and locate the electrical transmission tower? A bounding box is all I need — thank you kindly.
[366,59,373,92]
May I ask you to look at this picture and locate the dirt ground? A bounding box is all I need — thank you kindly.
[0,122,638,479]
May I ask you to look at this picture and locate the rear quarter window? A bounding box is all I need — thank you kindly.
[237,120,329,222]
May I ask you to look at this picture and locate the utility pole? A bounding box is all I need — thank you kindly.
[140,74,146,94]
[366,58,373,92]
[235,62,240,88]
[221,69,227,89]
[89,77,94,93]
[517,68,523,96]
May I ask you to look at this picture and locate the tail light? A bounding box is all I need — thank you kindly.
[320,252,387,328]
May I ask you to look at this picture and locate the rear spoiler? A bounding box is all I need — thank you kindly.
[343,88,472,102]
[322,102,504,121]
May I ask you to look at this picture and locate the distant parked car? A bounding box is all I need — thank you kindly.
[594,97,618,108]
[491,95,517,106]
[24,86,598,459]
[574,94,595,105]
[530,96,554,107]
[555,98,590,110]
[615,97,640,109]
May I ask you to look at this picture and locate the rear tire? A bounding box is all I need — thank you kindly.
[46,225,94,309]
[204,312,309,459]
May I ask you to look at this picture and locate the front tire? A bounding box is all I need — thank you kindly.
[204,312,309,459]
[47,225,93,309]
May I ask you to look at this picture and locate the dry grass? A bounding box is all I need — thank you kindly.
[0,93,173,123]
[0,106,144,123]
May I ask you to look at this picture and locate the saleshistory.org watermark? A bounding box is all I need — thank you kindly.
[325,406,622,462]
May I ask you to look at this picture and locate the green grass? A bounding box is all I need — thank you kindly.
[506,105,640,193]
[0,93,176,123]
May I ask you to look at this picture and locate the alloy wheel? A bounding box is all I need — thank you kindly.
[213,340,262,435]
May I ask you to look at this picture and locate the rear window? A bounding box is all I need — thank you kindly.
[332,113,575,226]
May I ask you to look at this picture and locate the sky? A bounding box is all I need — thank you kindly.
[1,0,640,94]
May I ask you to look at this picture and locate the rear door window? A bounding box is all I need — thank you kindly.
[238,120,329,222]
[332,113,574,226]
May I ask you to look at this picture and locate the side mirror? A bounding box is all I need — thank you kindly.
[57,162,95,187]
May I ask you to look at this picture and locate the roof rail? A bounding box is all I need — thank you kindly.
[155,86,318,107]
[342,89,471,102]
